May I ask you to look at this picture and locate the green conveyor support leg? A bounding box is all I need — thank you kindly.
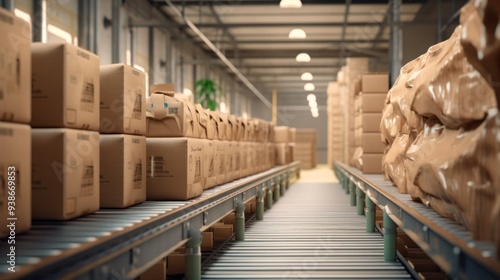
[185,228,202,280]
[366,195,375,233]
[280,176,286,196]
[345,177,351,195]
[383,208,397,261]
[235,199,245,241]
[274,180,280,202]
[256,188,264,220]
[356,186,365,215]
[349,181,356,206]
[340,173,345,191]
[267,187,273,210]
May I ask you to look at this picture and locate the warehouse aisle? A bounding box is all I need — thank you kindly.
[201,167,412,279]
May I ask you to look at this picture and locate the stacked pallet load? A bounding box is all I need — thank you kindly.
[326,82,343,167]
[381,1,500,252]
[146,83,276,201]
[274,126,294,165]
[294,129,317,169]
[0,8,32,236]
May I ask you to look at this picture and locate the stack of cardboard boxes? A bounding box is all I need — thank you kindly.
[31,42,101,220]
[0,8,32,235]
[274,126,295,165]
[327,81,344,167]
[145,84,276,201]
[360,74,389,174]
[99,64,147,208]
[294,129,317,169]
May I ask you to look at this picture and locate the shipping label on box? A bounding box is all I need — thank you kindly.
[146,137,204,200]
[362,113,383,132]
[362,133,385,153]
[100,134,146,208]
[31,43,100,130]
[203,139,216,189]
[362,93,387,113]
[0,8,31,124]
[32,128,100,220]
[362,73,389,93]
[214,140,226,185]
[100,64,146,135]
[0,122,31,235]
[146,84,200,137]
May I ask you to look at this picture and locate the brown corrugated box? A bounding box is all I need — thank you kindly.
[217,113,231,140]
[267,142,275,169]
[146,84,199,137]
[362,133,385,153]
[201,231,213,251]
[275,143,292,165]
[0,122,31,235]
[239,142,249,177]
[203,139,216,189]
[214,140,226,185]
[363,113,382,132]
[194,105,212,139]
[362,93,387,113]
[100,134,146,208]
[99,64,146,135]
[146,137,204,200]
[213,223,233,241]
[224,141,234,182]
[274,126,289,143]
[31,43,100,130]
[0,8,31,124]
[362,153,384,174]
[139,258,166,279]
[32,128,100,220]
[289,127,296,142]
[362,73,389,93]
[167,253,185,275]
[233,141,241,179]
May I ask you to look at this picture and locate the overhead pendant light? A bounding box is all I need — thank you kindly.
[296,53,311,62]
[309,100,318,108]
[306,93,316,102]
[288,28,306,39]
[304,83,315,91]
[280,0,302,8]
[312,111,319,118]
[301,72,313,81]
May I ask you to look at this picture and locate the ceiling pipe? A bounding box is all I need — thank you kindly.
[163,0,275,111]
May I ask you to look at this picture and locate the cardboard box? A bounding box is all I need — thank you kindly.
[275,143,292,165]
[195,106,214,139]
[208,111,220,140]
[167,253,185,275]
[203,139,216,189]
[214,140,226,185]
[225,141,234,182]
[217,113,230,140]
[362,133,384,153]
[139,258,166,280]
[99,64,146,135]
[228,115,238,140]
[0,8,31,124]
[31,43,100,130]
[274,126,289,143]
[362,113,382,132]
[362,153,384,174]
[240,142,248,177]
[201,231,213,251]
[289,128,297,142]
[362,73,389,93]
[362,93,387,113]
[233,141,241,180]
[267,142,275,169]
[100,134,146,208]
[0,122,31,235]
[32,128,100,220]
[213,224,233,241]
[146,138,204,200]
[146,84,199,137]
[222,212,235,224]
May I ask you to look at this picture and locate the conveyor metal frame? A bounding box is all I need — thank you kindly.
[0,162,300,279]
[334,161,500,280]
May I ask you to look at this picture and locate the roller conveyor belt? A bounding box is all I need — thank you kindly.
[201,182,413,279]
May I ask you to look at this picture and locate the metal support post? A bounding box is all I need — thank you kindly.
[383,208,397,261]
[266,185,273,210]
[2,0,13,11]
[256,187,264,220]
[356,185,365,215]
[349,180,356,206]
[185,228,202,280]
[33,0,44,42]
[273,179,280,203]
[366,195,375,233]
[235,199,245,241]
[111,0,121,63]
[389,0,402,86]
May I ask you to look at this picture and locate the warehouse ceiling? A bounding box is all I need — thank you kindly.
[149,0,427,109]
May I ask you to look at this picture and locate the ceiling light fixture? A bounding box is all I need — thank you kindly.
[307,93,316,102]
[280,0,302,8]
[288,29,306,39]
[304,83,315,91]
[301,72,313,81]
[312,111,319,118]
[309,100,318,108]
[296,53,311,62]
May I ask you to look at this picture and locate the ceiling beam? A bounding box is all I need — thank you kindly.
[191,39,389,44]
[224,48,387,59]
[155,0,426,6]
